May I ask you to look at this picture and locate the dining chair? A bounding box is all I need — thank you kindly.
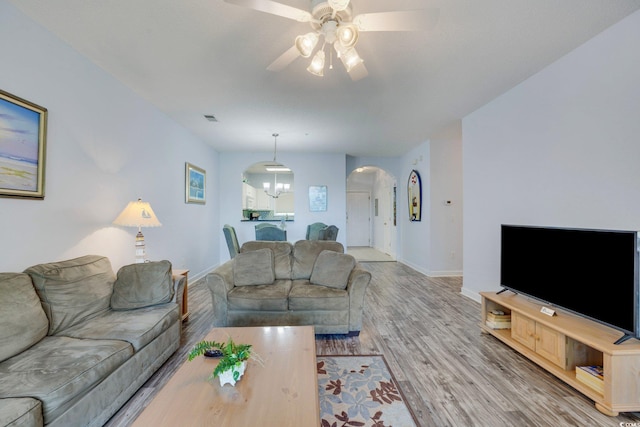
[223,224,240,258]
[318,225,339,241]
[306,222,327,240]
[255,224,287,241]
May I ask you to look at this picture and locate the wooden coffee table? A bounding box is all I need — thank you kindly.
[132,326,319,426]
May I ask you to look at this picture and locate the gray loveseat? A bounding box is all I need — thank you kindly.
[206,240,371,335]
[0,255,185,427]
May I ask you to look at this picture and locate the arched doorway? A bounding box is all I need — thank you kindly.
[346,166,397,261]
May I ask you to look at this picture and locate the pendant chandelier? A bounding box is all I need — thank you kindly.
[263,133,290,199]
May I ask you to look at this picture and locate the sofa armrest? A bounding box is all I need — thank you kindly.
[171,275,187,319]
[205,260,235,327]
[346,263,372,333]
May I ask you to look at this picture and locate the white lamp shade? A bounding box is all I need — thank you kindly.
[295,32,319,58]
[113,199,162,228]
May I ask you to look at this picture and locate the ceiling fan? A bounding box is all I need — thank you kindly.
[224,0,439,81]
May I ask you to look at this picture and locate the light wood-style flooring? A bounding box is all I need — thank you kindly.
[106,261,640,427]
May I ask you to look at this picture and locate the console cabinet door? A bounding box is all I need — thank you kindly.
[512,311,536,350]
[535,323,566,368]
[511,312,566,368]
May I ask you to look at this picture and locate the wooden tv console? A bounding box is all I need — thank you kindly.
[480,291,640,416]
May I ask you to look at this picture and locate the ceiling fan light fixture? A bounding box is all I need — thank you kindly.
[295,32,319,58]
[307,50,326,76]
[328,0,350,12]
[336,23,358,48]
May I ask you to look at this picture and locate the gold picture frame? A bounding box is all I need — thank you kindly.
[0,89,48,199]
[185,162,206,204]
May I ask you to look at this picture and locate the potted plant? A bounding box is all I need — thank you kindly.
[188,337,253,386]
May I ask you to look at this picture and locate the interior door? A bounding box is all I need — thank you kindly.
[382,187,394,257]
[347,192,371,246]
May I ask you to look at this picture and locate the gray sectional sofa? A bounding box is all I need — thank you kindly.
[206,240,371,335]
[0,255,185,427]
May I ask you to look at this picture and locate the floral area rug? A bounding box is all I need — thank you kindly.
[317,355,418,427]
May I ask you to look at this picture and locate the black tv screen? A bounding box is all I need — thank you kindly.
[500,225,639,344]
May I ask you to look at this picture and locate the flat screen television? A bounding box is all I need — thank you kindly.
[500,225,639,344]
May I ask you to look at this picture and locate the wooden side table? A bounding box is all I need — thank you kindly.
[172,269,189,321]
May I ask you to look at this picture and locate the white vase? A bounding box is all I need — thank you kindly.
[218,361,246,387]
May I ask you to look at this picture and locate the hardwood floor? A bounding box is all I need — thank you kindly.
[106,261,640,427]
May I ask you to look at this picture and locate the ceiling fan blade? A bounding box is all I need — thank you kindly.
[349,62,368,81]
[353,9,439,32]
[267,45,300,71]
[224,0,312,22]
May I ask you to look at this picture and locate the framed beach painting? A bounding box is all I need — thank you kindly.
[185,162,206,204]
[0,90,48,199]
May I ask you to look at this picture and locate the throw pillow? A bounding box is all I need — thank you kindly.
[111,260,174,310]
[310,250,355,290]
[24,255,115,335]
[233,248,275,286]
[0,273,49,363]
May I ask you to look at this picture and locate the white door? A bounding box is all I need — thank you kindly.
[382,188,393,256]
[347,192,370,246]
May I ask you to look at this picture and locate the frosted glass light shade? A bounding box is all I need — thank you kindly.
[336,24,358,48]
[328,0,350,11]
[307,50,325,76]
[295,32,319,58]
[339,46,363,72]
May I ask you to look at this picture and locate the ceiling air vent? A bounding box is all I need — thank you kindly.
[204,115,218,122]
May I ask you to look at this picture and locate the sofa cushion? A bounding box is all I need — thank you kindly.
[292,240,344,280]
[227,279,292,311]
[0,273,49,363]
[111,260,174,310]
[60,303,179,351]
[24,255,115,335]
[0,336,132,424]
[288,280,349,310]
[233,248,275,286]
[0,398,43,427]
[241,241,293,279]
[310,250,355,290]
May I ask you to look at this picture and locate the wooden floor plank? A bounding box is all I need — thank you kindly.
[106,261,640,427]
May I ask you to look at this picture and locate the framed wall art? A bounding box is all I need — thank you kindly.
[185,162,206,204]
[309,185,327,212]
[408,169,422,221]
[0,89,48,199]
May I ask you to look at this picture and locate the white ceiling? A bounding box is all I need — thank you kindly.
[8,0,640,157]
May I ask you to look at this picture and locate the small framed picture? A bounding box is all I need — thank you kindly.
[185,162,206,204]
[309,185,327,212]
[0,89,48,199]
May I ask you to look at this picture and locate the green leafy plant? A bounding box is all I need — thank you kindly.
[188,337,253,380]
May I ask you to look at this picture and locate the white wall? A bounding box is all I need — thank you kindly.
[462,10,640,301]
[0,1,219,279]
[399,143,431,273]
[430,123,464,276]
[218,152,347,262]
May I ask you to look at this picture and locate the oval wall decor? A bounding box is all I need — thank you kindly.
[407,169,422,221]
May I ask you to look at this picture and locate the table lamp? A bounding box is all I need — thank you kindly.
[113,198,162,263]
